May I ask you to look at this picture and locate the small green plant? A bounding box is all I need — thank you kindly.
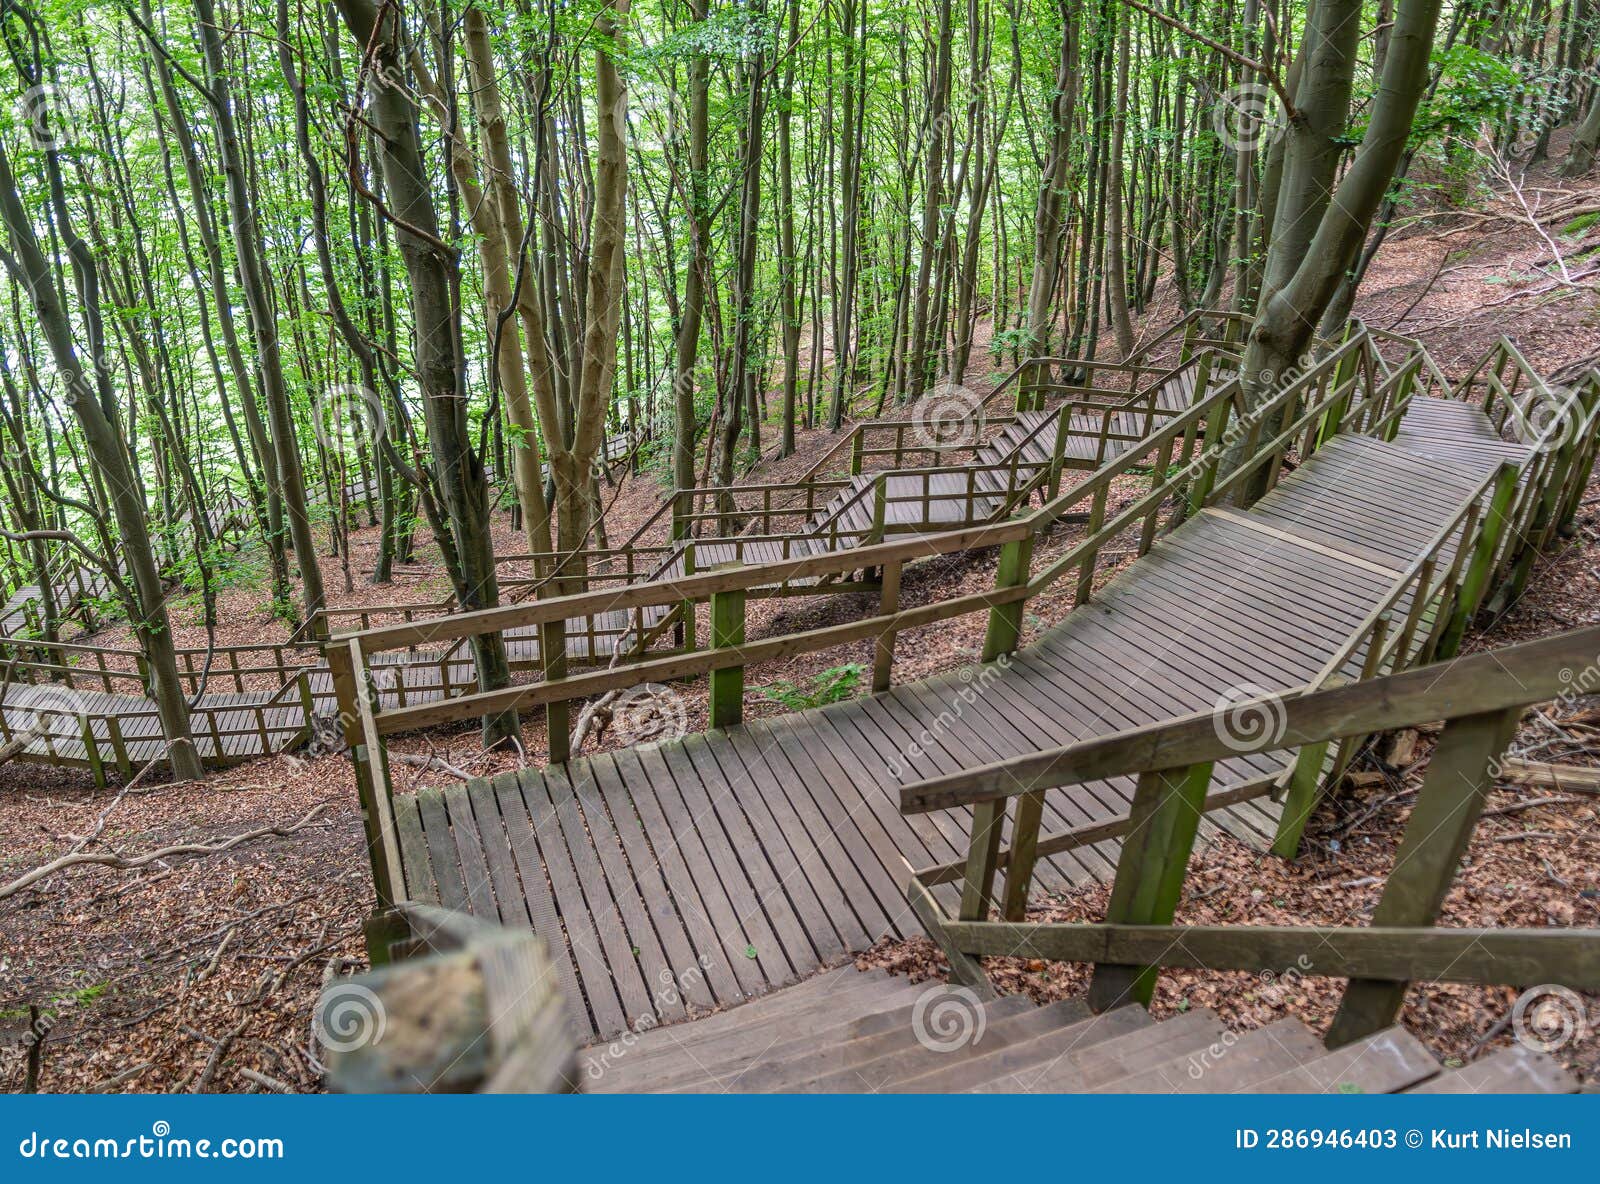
[759,663,866,711]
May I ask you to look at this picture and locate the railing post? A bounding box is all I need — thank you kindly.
[1000,789,1045,921]
[1074,482,1109,605]
[708,576,746,730]
[1323,614,1392,790]
[670,488,690,543]
[1087,761,1214,1011]
[327,639,401,909]
[872,557,902,693]
[1438,465,1519,659]
[1186,397,1233,515]
[868,475,888,544]
[542,616,570,765]
[850,429,864,477]
[1047,403,1071,500]
[1326,706,1522,1047]
[1270,737,1333,859]
[981,533,1033,662]
[678,539,698,651]
[81,717,106,790]
[958,798,1008,921]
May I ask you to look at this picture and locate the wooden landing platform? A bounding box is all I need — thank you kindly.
[391,404,1514,1041]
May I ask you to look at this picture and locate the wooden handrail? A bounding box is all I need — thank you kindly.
[898,622,1600,815]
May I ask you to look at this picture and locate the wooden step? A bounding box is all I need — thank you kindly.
[1093,1016,1325,1093]
[1407,1045,1578,1094]
[1246,1025,1440,1094]
[617,980,956,1094]
[727,995,1037,1094]
[810,998,1094,1093]
[587,966,906,1066]
[970,1006,1227,1093]
[588,966,921,1075]
[888,997,1152,1093]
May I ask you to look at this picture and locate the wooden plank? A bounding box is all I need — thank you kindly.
[391,793,439,906]
[651,739,795,987]
[414,789,470,914]
[676,732,817,975]
[696,728,852,961]
[589,750,737,1007]
[462,776,532,928]
[515,768,629,1038]
[747,717,904,942]
[441,782,500,922]
[541,766,659,1025]
[627,744,769,997]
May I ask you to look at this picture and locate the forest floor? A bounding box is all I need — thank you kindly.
[2,149,1599,1093]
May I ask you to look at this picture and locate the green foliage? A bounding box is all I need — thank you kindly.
[759,663,866,711]
[1411,45,1525,146]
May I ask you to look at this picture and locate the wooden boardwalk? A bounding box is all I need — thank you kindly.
[1,363,1224,772]
[388,398,1536,1041]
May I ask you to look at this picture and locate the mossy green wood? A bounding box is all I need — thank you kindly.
[1325,706,1523,1048]
[1087,760,1213,1011]
[708,583,745,729]
[981,533,1032,661]
[1437,464,1518,658]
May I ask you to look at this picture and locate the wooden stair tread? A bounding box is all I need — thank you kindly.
[1245,1025,1439,1094]
[724,996,1037,1094]
[969,1006,1227,1093]
[1092,1016,1325,1094]
[1406,1045,1579,1094]
[804,998,1093,1093]
[889,998,1153,1093]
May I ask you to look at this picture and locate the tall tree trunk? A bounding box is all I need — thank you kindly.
[333,0,516,744]
[192,0,325,628]
[1025,0,1081,354]
[672,0,710,500]
[0,132,202,781]
[1232,0,1447,495]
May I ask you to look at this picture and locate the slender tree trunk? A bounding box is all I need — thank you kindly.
[192,0,324,628]
[333,0,516,743]
[0,133,202,781]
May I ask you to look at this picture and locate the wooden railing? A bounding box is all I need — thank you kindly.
[328,325,1456,903]
[895,625,1600,1047]
[0,666,315,782]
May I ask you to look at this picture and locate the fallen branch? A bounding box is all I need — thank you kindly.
[391,753,470,780]
[0,801,335,902]
[1480,794,1590,818]
[1498,758,1600,794]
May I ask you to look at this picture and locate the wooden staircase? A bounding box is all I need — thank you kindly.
[583,967,1579,1094]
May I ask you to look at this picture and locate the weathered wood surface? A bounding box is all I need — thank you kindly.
[0,366,1230,773]
[388,392,1556,1041]
[580,963,1574,1094]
